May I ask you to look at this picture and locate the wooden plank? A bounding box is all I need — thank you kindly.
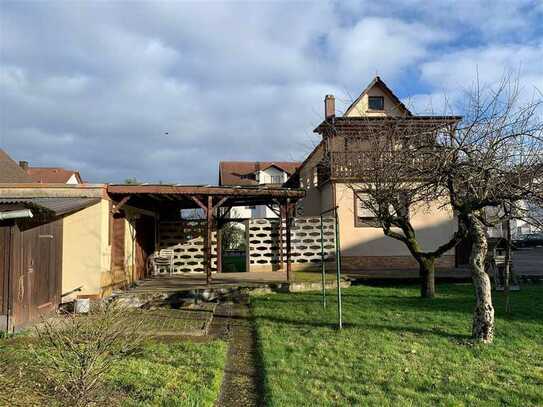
[112,196,130,214]
[191,196,207,212]
[212,197,229,211]
[108,184,305,198]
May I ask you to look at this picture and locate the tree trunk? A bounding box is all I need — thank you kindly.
[419,257,436,298]
[468,214,495,343]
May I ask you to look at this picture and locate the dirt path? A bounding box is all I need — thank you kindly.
[212,299,264,407]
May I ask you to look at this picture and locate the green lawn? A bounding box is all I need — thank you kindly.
[0,336,227,406]
[252,283,543,406]
[222,255,246,272]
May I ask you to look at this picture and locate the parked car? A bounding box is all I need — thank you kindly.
[514,232,543,248]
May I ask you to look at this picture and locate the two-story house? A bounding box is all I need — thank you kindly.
[290,77,461,273]
[219,161,300,218]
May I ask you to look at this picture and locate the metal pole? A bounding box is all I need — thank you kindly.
[320,214,326,309]
[334,207,342,330]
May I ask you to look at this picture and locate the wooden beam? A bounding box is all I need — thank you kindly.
[112,196,130,214]
[212,196,229,212]
[218,206,233,220]
[108,184,305,198]
[191,195,207,212]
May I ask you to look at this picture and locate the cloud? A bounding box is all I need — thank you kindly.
[0,1,542,183]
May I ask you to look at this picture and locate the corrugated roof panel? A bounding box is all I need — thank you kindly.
[0,197,101,216]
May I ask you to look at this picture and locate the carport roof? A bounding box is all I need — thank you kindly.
[107,184,305,210]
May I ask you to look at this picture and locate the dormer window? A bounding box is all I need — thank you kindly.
[368,96,384,110]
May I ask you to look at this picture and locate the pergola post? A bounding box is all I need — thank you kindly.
[206,195,213,285]
[285,199,292,283]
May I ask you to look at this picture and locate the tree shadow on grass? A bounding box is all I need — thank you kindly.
[252,314,471,342]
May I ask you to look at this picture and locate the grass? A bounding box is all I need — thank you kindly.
[222,255,246,272]
[293,269,340,282]
[251,283,543,406]
[0,335,227,406]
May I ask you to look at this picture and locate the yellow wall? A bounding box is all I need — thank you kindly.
[334,183,456,257]
[62,200,140,299]
[62,200,111,299]
[344,85,406,118]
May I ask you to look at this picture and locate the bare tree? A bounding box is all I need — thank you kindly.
[348,126,466,298]
[324,115,465,298]
[419,74,543,343]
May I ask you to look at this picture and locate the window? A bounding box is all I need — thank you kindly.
[354,192,379,228]
[354,190,409,228]
[270,175,284,184]
[245,205,256,209]
[368,96,384,110]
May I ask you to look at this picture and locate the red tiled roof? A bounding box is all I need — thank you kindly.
[219,161,301,186]
[0,149,32,183]
[26,167,83,184]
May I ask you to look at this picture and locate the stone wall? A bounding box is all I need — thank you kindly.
[247,216,336,272]
[158,221,217,274]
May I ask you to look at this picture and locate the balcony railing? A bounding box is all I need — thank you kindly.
[318,151,425,183]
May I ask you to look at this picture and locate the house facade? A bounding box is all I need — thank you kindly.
[292,77,460,272]
[219,161,300,218]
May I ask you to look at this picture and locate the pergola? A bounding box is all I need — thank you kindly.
[107,184,305,284]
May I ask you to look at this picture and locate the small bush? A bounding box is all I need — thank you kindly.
[33,303,144,406]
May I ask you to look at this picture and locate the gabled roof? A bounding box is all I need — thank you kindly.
[219,161,301,186]
[0,149,32,183]
[343,76,412,117]
[26,167,83,184]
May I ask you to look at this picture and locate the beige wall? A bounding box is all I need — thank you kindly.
[62,199,111,299]
[344,86,406,118]
[62,200,141,299]
[334,182,456,258]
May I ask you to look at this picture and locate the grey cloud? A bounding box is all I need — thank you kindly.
[1,1,541,184]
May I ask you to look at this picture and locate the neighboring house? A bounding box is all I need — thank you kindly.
[219,161,300,218]
[19,161,84,184]
[289,77,460,272]
[0,149,33,183]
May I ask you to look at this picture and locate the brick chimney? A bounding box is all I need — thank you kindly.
[19,161,29,171]
[324,95,335,120]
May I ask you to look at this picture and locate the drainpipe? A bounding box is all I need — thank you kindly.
[0,209,33,221]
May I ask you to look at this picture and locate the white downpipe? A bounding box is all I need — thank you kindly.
[0,209,33,220]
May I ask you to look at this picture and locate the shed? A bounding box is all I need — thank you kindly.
[0,197,100,332]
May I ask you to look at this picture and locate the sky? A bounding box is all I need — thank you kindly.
[1,0,542,184]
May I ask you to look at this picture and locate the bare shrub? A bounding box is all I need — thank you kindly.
[32,303,144,406]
